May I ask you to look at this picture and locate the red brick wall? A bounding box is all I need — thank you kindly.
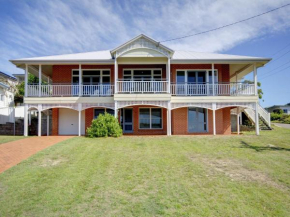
[52,108,59,135]
[52,65,115,83]
[123,105,167,135]
[170,64,230,83]
[172,107,231,135]
[118,65,166,79]
[85,108,94,133]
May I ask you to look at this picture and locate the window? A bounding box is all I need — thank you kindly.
[123,69,162,81]
[188,107,207,132]
[283,109,288,114]
[139,108,162,129]
[94,108,114,119]
[176,70,218,83]
[72,69,111,84]
[0,94,3,101]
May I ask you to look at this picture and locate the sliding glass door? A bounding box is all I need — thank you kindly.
[176,70,217,95]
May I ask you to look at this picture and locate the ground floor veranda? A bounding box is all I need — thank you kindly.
[24,101,260,136]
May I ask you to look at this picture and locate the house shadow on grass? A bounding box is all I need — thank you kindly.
[240,141,290,152]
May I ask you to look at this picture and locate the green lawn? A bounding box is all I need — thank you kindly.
[0,128,289,216]
[0,136,26,144]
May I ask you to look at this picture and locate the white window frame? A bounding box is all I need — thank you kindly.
[139,107,163,129]
[94,108,114,119]
[72,69,111,85]
[187,107,208,133]
[122,68,163,81]
[176,69,218,83]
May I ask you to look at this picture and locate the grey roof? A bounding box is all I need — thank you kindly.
[0,71,17,81]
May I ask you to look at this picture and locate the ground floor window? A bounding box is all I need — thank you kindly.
[188,107,207,132]
[139,108,162,129]
[94,108,114,119]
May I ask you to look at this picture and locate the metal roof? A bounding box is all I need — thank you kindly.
[10,35,271,64]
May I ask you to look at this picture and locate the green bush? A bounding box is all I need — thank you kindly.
[283,116,290,124]
[86,112,122,138]
[271,112,282,121]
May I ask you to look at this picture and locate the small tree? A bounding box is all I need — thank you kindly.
[243,80,263,99]
[86,112,122,138]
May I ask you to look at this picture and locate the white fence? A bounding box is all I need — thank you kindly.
[0,106,25,124]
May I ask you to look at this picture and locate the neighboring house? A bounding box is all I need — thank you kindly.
[265,103,290,114]
[0,71,17,108]
[10,34,271,137]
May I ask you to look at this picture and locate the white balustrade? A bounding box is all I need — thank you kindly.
[27,84,114,97]
[117,81,168,93]
[171,83,255,96]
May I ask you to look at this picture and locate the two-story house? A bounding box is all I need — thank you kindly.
[10,34,271,136]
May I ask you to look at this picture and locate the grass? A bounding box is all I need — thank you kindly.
[0,136,26,144]
[0,127,290,216]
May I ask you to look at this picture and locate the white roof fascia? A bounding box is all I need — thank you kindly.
[10,60,114,65]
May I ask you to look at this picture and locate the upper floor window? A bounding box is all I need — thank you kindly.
[0,94,4,101]
[176,70,218,84]
[72,69,110,85]
[123,69,162,81]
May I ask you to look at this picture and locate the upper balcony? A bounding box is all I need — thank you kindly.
[26,82,255,97]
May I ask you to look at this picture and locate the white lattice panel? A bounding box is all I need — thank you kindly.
[81,103,115,111]
[171,103,213,110]
[216,102,255,110]
[117,101,168,109]
[40,103,79,111]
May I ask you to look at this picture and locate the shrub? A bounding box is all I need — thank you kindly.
[283,115,290,124]
[271,112,282,121]
[86,112,122,138]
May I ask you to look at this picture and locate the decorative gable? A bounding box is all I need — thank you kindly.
[111,34,174,58]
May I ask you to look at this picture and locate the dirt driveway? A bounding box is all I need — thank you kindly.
[0,136,74,173]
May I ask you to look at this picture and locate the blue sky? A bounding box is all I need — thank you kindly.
[0,0,290,107]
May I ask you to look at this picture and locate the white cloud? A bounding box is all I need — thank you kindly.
[1,0,290,75]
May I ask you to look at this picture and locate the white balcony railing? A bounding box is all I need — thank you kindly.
[116,81,168,93]
[27,84,114,97]
[27,82,254,97]
[171,83,255,96]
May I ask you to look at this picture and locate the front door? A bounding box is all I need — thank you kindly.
[121,108,133,133]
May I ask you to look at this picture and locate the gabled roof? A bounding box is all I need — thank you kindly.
[110,34,174,57]
[0,71,17,81]
[10,34,271,65]
[0,82,10,89]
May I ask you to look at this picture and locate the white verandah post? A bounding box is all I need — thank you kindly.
[114,57,118,94]
[212,63,215,96]
[38,65,42,97]
[24,104,28,136]
[167,58,171,94]
[78,103,82,136]
[79,64,82,96]
[24,65,29,136]
[212,103,216,135]
[253,63,258,96]
[255,103,260,135]
[38,104,42,137]
[167,101,171,135]
[114,101,118,118]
